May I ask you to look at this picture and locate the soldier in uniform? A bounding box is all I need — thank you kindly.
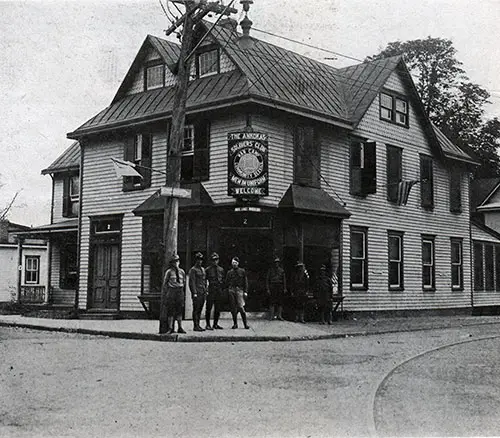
[205,252,225,330]
[266,256,286,321]
[188,252,207,332]
[225,256,250,329]
[290,261,309,323]
[160,254,186,334]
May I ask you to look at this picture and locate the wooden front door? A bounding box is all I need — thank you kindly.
[90,243,120,310]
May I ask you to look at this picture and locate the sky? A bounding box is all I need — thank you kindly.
[1,0,500,226]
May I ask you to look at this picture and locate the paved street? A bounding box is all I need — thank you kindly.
[1,323,500,437]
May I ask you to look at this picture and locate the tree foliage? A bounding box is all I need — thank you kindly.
[368,37,500,177]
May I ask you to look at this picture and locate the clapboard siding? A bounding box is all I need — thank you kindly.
[78,131,168,311]
[335,71,472,311]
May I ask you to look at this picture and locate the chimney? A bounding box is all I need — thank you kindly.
[218,18,238,32]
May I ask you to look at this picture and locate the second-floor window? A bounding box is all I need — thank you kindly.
[350,141,376,196]
[63,174,79,217]
[180,120,210,183]
[420,155,434,209]
[145,62,165,90]
[386,145,402,202]
[294,125,320,187]
[449,171,462,213]
[380,91,409,126]
[25,256,40,284]
[196,48,219,78]
[123,133,152,191]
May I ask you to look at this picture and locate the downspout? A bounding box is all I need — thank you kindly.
[16,237,23,302]
[469,174,474,314]
[74,141,84,315]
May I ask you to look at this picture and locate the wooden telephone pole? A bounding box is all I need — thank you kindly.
[159,0,238,334]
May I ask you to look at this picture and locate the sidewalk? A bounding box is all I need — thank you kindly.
[1,313,500,342]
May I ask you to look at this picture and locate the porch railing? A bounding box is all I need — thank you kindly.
[19,286,46,303]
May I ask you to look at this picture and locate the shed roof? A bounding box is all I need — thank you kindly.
[42,141,80,175]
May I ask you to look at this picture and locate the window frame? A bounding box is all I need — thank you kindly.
[379,91,409,127]
[422,235,436,291]
[420,154,434,210]
[350,140,377,196]
[450,238,463,291]
[63,173,80,218]
[144,61,165,91]
[60,243,78,290]
[293,125,320,188]
[386,145,402,203]
[179,120,210,183]
[196,46,220,78]
[449,171,462,213]
[25,255,40,285]
[473,242,484,291]
[388,230,404,291]
[123,133,152,192]
[350,226,368,290]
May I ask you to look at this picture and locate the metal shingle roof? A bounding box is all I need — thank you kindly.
[41,141,80,175]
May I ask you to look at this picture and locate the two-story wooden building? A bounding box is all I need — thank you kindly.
[54,21,477,317]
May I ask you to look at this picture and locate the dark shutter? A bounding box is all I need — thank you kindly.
[62,176,70,217]
[449,171,462,213]
[123,135,135,191]
[420,156,434,208]
[350,142,363,196]
[387,145,402,202]
[141,134,152,188]
[193,120,210,181]
[362,142,377,195]
[473,242,484,291]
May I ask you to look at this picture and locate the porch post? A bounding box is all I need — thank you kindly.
[45,240,51,304]
[16,237,23,302]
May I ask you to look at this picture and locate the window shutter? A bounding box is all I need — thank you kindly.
[123,135,135,191]
[62,176,70,217]
[420,156,434,208]
[362,142,377,195]
[141,134,152,188]
[350,142,363,196]
[449,171,462,213]
[193,120,210,181]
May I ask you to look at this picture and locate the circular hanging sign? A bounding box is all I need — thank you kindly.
[228,131,269,197]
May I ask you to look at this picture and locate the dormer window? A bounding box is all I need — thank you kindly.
[380,91,409,127]
[145,62,165,90]
[196,47,219,78]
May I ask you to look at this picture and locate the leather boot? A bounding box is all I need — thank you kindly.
[231,312,238,329]
[241,311,250,329]
[277,306,284,321]
[269,306,275,321]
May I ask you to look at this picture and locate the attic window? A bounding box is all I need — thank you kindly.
[145,62,165,90]
[380,91,409,127]
[196,48,219,78]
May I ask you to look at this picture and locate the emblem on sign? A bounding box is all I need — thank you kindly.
[228,131,269,197]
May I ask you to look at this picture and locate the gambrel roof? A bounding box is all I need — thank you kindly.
[41,141,80,175]
[67,22,475,165]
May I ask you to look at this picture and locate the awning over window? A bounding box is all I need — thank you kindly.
[133,183,214,216]
[278,184,351,218]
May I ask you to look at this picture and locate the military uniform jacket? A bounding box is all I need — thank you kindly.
[206,264,225,292]
[188,265,207,298]
[225,267,248,293]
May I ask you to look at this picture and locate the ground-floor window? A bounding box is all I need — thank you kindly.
[451,238,463,290]
[350,227,368,290]
[422,235,435,291]
[388,231,404,290]
[25,256,40,284]
[473,240,500,291]
[60,243,78,289]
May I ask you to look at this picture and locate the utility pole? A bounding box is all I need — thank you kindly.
[159,0,238,334]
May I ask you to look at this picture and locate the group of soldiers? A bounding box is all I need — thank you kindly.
[160,252,338,334]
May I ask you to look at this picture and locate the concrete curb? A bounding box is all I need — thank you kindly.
[2,319,500,343]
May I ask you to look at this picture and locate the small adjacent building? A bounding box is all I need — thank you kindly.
[35,22,478,317]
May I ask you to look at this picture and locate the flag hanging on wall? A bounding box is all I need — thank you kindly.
[110,158,143,179]
[397,180,419,206]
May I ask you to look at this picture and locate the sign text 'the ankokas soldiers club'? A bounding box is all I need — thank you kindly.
[227,131,269,197]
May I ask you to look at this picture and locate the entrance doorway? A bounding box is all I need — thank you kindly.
[90,243,120,309]
[219,229,273,311]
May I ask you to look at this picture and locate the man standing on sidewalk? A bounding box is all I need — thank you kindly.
[189,252,207,332]
[225,257,250,329]
[266,256,286,321]
[205,252,225,330]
